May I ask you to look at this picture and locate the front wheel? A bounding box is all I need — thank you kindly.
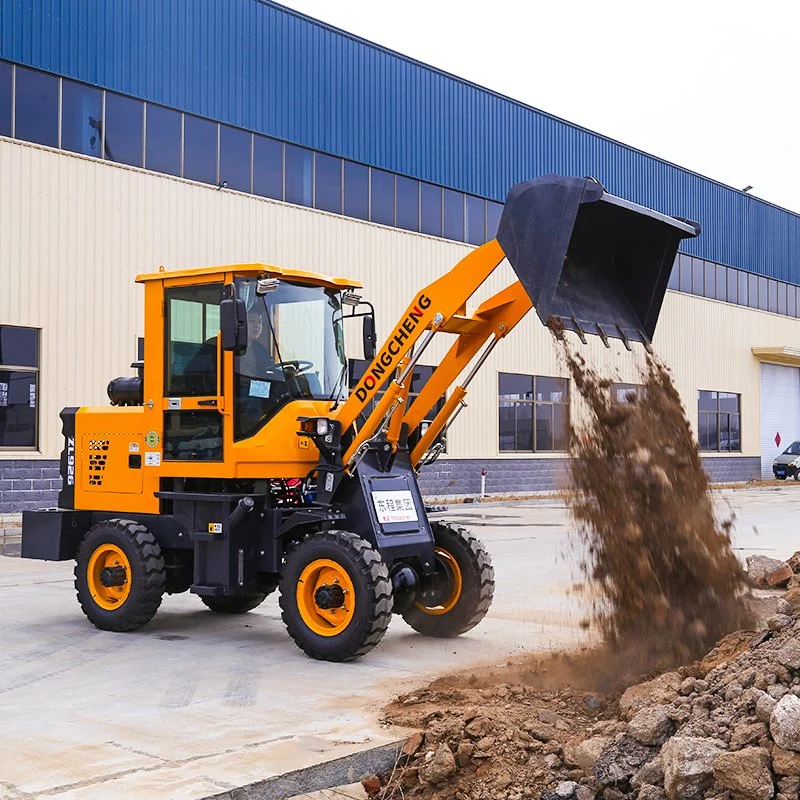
[75,519,165,632]
[402,522,494,638]
[279,530,393,661]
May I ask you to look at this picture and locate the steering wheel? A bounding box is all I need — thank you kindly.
[267,360,315,377]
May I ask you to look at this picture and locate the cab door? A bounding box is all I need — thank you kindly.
[162,282,225,463]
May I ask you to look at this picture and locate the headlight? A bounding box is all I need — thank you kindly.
[790,458,800,467]
[316,418,330,436]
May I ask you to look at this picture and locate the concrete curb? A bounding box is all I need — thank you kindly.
[202,740,404,800]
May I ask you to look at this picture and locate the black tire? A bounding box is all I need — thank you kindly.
[279,530,393,661]
[402,522,494,638]
[74,518,165,632]
[200,593,267,614]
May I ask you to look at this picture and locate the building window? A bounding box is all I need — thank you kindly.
[314,153,342,214]
[370,168,395,226]
[498,373,568,453]
[253,135,283,200]
[486,201,503,240]
[443,188,464,241]
[343,161,369,220]
[465,195,486,245]
[61,79,102,157]
[104,92,144,167]
[0,326,39,449]
[395,176,420,232]
[612,382,643,404]
[284,143,313,207]
[183,114,218,185]
[218,124,251,192]
[698,390,741,452]
[420,183,442,237]
[0,61,11,137]
[145,104,182,177]
[14,66,58,147]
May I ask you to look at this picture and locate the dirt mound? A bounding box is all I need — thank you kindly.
[553,328,753,668]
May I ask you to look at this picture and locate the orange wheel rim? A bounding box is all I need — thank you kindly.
[296,559,356,637]
[87,543,132,610]
[415,547,462,616]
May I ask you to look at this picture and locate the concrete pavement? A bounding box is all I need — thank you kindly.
[1,486,799,799]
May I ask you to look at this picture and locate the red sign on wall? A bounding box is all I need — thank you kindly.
[776,432,782,447]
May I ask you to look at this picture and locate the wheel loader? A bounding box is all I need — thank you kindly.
[20,175,699,661]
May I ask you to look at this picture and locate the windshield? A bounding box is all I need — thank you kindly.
[782,441,800,456]
[233,278,345,440]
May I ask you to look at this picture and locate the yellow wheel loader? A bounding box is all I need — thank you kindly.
[20,175,699,661]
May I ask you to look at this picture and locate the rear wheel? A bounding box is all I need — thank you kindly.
[279,530,393,661]
[402,522,494,638]
[200,593,268,614]
[75,519,165,632]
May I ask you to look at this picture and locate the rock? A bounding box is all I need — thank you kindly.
[632,755,664,788]
[525,721,556,742]
[465,716,492,738]
[402,732,424,756]
[786,587,800,612]
[777,775,800,796]
[730,721,768,749]
[661,736,723,800]
[637,787,667,800]
[768,565,794,587]
[544,753,563,770]
[725,683,744,701]
[361,774,381,794]
[680,677,697,696]
[713,747,774,800]
[777,640,800,670]
[595,735,657,790]
[455,740,474,767]
[757,693,779,723]
[619,673,681,720]
[769,614,793,631]
[422,743,457,784]
[628,705,675,746]
[772,745,800,776]
[788,551,800,574]
[769,684,790,700]
[564,736,610,774]
[539,710,563,726]
[748,555,791,587]
[576,787,595,800]
[771,695,800,751]
[777,598,794,616]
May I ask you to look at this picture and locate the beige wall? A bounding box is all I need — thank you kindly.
[1,137,796,461]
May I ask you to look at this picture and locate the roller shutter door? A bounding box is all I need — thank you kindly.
[760,363,800,478]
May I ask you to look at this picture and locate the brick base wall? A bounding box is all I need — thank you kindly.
[0,460,61,512]
[0,455,765,512]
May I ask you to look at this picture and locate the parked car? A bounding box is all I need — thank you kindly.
[773,441,800,480]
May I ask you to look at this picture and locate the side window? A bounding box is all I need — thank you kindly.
[165,284,222,397]
[0,325,39,449]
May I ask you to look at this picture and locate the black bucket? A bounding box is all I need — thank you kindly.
[496,175,700,346]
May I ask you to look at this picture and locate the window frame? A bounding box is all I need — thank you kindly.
[497,372,569,454]
[0,325,40,452]
[697,390,741,453]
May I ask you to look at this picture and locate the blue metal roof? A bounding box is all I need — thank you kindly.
[1,0,798,280]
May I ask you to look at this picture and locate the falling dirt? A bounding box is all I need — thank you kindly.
[550,320,754,670]
[372,326,770,800]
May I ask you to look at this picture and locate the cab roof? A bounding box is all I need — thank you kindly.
[135,262,362,290]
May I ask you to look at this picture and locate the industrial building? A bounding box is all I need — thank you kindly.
[1,0,799,512]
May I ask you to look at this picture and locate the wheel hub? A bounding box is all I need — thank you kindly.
[99,565,127,587]
[314,583,346,610]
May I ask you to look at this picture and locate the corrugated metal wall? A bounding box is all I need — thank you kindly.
[1,0,799,280]
[3,137,799,463]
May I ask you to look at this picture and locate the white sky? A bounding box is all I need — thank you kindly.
[277,0,800,214]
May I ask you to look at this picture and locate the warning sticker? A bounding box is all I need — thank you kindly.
[145,452,161,466]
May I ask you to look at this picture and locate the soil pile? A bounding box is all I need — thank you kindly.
[374,573,800,800]
[553,329,753,668]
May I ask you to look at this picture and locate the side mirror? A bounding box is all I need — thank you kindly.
[362,314,377,361]
[220,293,248,354]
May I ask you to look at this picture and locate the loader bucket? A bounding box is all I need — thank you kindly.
[496,175,700,345]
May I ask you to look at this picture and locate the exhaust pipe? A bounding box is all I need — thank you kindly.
[497,175,700,346]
